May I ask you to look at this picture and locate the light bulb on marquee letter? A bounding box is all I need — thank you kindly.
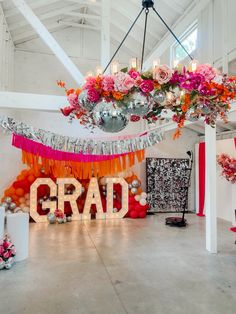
[83,178,104,220]
[106,178,128,219]
[57,178,82,221]
[30,178,57,223]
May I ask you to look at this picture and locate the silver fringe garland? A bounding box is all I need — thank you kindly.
[0,116,164,155]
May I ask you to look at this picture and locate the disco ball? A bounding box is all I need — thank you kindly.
[93,100,128,133]
[123,91,150,116]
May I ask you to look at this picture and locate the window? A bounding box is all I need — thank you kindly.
[171,23,198,66]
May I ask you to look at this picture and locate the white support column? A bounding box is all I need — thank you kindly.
[12,0,84,85]
[205,124,217,254]
[101,0,110,73]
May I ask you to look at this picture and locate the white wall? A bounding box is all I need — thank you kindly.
[0,5,14,91]
[196,138,236,223]
[0,108,24,195]
[14,27,132,95]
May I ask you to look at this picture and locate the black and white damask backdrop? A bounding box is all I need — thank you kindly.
[146,158,191,213]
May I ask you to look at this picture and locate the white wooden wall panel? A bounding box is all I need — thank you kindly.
[0,5,14,91]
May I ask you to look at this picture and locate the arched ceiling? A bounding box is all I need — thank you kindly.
[1,0,193,59]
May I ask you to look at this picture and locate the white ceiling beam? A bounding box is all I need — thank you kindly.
[4,0,60,18]
[12,0,84,85]
[111,1,161,42]
[9,3,85,31]
[144,0,211,69]
[0,91,66,111]
[58,20,98,31]
[101,0,110,72]
[65,12,101,20]
[13,22,67,44]
[159,0,184,15]
[65,0,101,8]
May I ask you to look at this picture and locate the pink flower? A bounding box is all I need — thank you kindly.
[87,88,100,102]
[3,251,10,259]
[128,69,140,79]
[195,64,216,82]
[153,65,173,84]
[67,93,78,107]
[114,72,135,93]
[83,77,97,89]
[140,80,154,93]
[3,241,10,250]
[102,75,114,91]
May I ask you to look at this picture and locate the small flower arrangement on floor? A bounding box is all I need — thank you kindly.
[0,235,16,270]
[217,153,236,183]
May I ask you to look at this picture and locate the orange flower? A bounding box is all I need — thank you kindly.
[76,111,84,119]
[66,88,75,96]
[95,76,102,90]
[112,91,124,100]
[184,93,191,105]
[181,104,189,113]
[57,80,65,88]
[76,88,81,96]
[154,81,161,89]
[173,128,181,140]
[102,91,110,97]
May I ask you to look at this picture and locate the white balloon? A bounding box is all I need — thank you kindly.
[139,199,147,206]
[141,192,147,199]
[134,195,141,202]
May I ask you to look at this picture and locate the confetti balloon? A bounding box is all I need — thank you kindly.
[123,91,150,116]
[141,192,147,199]
[47,213,56,224]
[93,100,128,133]
[139,199,147,206]
[4,197,12,204]
[78,90,96,111]
[131,179,140,188]
[14,207,23,213]
[131,187,138,195]
[9,202,17,210]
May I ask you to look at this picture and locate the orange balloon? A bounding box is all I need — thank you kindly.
[27,175,35,183]
[137,188,142,194]
[8,187,16,196]
[19,197,26,204]
[126,177,132,184]
[16,188,24,196]
[28,168,35,175]
[4,188,11,197]
[12,194,19,201]
[21,169,29,178]
[17,175,24,181]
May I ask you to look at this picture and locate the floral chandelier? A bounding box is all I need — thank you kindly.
[59,0,236,138]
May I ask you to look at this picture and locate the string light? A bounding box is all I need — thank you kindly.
[57,178,82,221]
[30,178,57,223]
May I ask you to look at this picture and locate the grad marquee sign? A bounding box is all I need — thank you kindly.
[30,177,129,222]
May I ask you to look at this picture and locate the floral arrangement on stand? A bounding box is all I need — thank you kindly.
[217,154,236,183]
[0,235,16,270]
[59,63,236,138]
